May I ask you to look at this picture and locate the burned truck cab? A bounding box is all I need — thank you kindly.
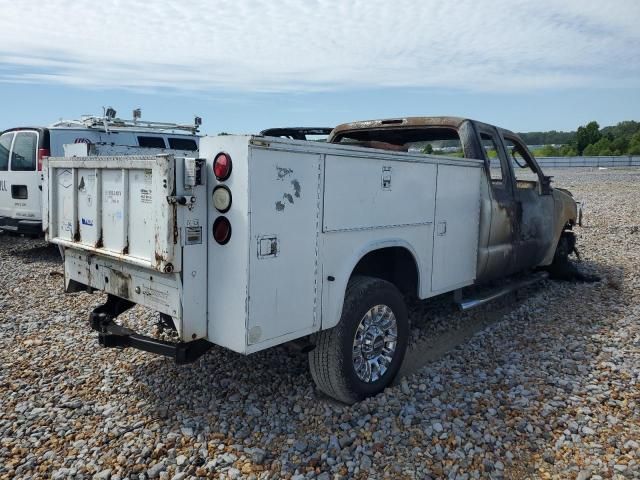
[328,117,579,284]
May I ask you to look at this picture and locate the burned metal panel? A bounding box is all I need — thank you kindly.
[540,189,578,266]
[328,116,468,142]
[473,122,520,281]
[260,127,333,140]
[475,174,494,279]
[512,186,555,270]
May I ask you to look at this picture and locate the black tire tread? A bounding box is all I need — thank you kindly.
[309,275,404,404]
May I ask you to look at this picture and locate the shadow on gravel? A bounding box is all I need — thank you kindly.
[11,244,61,263]
[133,341,312,408]
[98,255,638,478]
[130,259,620,418]
[400,258,612,378]
[0,234,62,265]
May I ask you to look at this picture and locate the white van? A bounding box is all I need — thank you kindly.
[0,115,199,235]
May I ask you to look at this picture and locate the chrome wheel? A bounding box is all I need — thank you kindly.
[352,304,398,383]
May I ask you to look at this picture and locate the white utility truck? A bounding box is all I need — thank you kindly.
[44,117,578,403]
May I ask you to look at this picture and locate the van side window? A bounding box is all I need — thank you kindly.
[138,136,166,148]
[11,132,37,171]
[168,138,198,151]
[0,133,13,171]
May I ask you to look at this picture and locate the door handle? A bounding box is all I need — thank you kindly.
[437,221,447,236]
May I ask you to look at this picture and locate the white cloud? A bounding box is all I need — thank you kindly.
[0,0,638,92]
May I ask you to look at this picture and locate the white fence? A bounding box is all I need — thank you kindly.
[535,155,640,168]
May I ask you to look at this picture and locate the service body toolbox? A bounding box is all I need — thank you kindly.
[45,136,482,402]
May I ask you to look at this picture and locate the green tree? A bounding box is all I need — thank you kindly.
[559,144,578,156]
[576,121,601,155]
[584,137,613,156]
[583,144,597,156]
[422,143,433,154]
[628,132,640,155]
[535,144,560,157]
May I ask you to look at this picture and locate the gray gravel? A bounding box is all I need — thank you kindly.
[1,168,639,479]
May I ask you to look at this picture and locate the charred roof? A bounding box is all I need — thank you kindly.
[328,116,519,145]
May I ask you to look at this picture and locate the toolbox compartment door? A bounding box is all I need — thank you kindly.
[44,155,180,273]
[430,164,482,293]
[246,148,322,346]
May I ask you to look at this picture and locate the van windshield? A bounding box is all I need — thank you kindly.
[11,131,37,171]
[0,132,13,171]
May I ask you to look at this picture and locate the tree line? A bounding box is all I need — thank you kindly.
[519,120,640,157]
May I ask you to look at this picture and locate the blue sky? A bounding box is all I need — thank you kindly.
[1,0,639,134]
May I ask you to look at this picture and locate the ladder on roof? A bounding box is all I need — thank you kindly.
[51,111,201,134]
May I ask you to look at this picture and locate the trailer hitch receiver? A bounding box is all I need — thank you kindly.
[89,294,212,364]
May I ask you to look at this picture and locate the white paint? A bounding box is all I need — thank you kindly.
[0,125,198,233]
[47,136,484,353]
[430,164,481,293]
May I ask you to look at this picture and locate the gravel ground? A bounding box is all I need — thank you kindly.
[1,168,639,480]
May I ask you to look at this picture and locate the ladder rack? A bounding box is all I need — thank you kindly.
[50,115,201,134]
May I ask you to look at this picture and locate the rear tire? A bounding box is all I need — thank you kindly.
[309,276,408,404]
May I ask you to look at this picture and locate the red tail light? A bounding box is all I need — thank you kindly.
[213,152,232,181]
[212,216,232,245]
[37,148,50,171]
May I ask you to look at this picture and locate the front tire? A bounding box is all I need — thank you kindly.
[309,276,408,404]
[548,230,576,278]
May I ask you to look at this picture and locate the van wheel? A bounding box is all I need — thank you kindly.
[309,276,408,404]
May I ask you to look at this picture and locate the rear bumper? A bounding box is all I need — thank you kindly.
[89,296,212,364]
[0,216,42,236]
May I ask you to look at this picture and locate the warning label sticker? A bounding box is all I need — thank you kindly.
[185,226,202,245]
[140,188,152,204]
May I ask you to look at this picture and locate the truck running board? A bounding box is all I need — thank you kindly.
[89,295,212,364]
[456,271,549,311]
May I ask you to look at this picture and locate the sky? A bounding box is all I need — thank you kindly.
[0,0,639,134]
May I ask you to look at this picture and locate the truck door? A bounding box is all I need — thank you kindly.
[500,133,555,269]
[475,124,519,279]
[1,130,42,224]
[0,132,14,219]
